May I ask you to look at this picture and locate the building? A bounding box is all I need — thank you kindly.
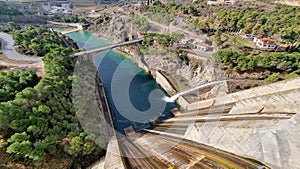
[194,42,213,51]
[42,1,73,15]
[180,35,213,51]
[253,37,277,49]
[207,0,240,5]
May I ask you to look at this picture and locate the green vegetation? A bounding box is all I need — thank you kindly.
[214,32,253,50]
[189,4,300,41]
[0,22,21,32]
[62,16,86,23]
[0,6,22,15]
[265,73,280,83]
[0,70,39,102]
[13,27,66,56]
[147,12,176,25]
[140,1,198,16]
[292,42,300,53]
[0,28,105,166]
[213,49,300,79]
[64,16,79,23]
[142,32,177,49]
[131,14,149,33]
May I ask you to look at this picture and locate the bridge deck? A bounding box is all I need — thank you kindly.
[72,39,143,57]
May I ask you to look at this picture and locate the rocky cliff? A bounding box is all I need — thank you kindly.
[89,14,225,100]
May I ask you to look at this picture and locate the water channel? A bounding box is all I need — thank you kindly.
[65,30,177,135]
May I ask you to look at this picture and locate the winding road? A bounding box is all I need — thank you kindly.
[0,32,42,62]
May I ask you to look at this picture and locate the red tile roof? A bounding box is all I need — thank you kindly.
[258,38,276,45]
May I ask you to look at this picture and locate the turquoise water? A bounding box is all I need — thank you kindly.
[65,30,176,136]
[65,31,109,50]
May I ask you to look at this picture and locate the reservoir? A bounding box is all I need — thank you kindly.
[65,30,177,135]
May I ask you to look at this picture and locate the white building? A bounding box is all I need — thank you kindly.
[194,42,213,51]
[253,37,277,49]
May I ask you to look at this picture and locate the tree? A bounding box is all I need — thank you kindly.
[1,28,105,163]
[79,18,86,23]
[6,141,32,157]
[70,16,79,23]
[7,22,21,31]
[265,73,280,83]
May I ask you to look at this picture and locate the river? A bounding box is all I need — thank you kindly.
[65,30,177,135]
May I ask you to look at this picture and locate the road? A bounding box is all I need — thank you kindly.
[0,32,42,62]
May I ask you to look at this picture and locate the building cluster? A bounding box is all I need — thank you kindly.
[180,35,213,52]
[239,31,278,50]
[41,2,73,15]
[0,1,74,16]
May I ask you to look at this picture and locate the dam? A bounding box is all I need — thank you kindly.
[65,30,299,169]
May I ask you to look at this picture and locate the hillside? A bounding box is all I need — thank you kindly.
[276,0,300,6]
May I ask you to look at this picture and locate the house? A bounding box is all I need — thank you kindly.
[253,37,277,49]
[194,42,213,51]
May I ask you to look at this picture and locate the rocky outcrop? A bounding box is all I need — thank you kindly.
[89,15,133,43]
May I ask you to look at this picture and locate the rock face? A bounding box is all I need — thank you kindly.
[90,15,133,43]
[89,15,224,95]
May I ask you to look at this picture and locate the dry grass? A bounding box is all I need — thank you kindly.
[0,54,45,77]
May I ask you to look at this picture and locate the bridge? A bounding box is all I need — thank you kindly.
[71,38,143,57]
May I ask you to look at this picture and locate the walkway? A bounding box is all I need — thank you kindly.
[0,32,42,62]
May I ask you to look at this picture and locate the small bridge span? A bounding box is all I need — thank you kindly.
[71,38,143,57]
